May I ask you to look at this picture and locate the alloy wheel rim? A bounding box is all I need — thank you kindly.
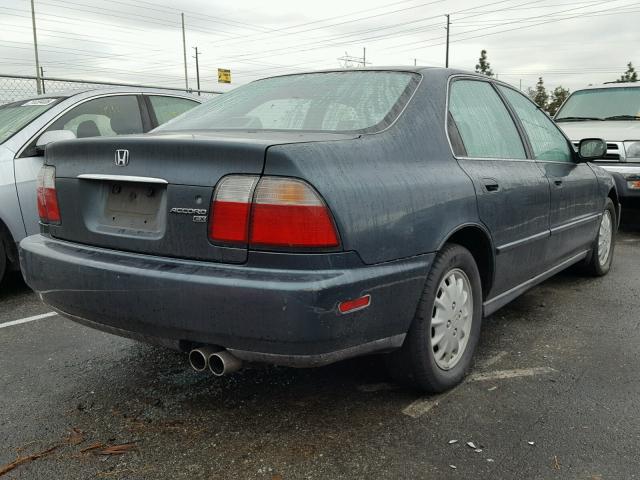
[430,268,473,370]
[598,210,612,267]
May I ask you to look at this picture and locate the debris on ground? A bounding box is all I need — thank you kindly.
[0,445,59,477]
[448,439,458,444]
[487,459,495,463]
[466,441,477,449]
[474,448,483,453]
[487,386,498,391]
[66,428,85,446]
[527,441,535,446]
[80,442,106,454]
[449,465,457,470]
[553,456,561,470]
[97,443,138,455]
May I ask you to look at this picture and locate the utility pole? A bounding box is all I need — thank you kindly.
[519,79,522,91]
[445,14,450,68]
[414,58,417,66]
[192,47,201,95]
[30,0,41,94]
[363,47,366,66]
[40,66,45,94]
[181,13,189,91]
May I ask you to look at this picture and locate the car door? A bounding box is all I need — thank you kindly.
[497,86,600,265]
[145,95,200,128]
[14,94,145,236]
[448,78,551,297]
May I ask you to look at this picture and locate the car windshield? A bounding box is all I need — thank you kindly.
[156,71,419,134]
[0,97,63,144]
[555,87,640,121]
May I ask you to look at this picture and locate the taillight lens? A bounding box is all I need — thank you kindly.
[209,176,259,244]
[36,166,61,224]
[208,175,339,249]
[250,177,339,248]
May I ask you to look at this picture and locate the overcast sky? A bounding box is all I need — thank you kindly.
[1,0,639,93]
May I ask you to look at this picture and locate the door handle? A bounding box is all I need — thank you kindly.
[482,179,500,192]
[554,179,563,187]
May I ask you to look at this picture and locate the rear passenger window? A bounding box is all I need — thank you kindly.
[498,86,572,163]
[45,95,143,139]
[449,80,526,159]
[148,96,199,125]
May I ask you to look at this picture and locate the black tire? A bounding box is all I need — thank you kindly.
[0,236,6,286]
[388,244,483,393]
[583,198,617,277]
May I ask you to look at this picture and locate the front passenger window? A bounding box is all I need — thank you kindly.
[448,80,526,160]
[498,86,572,163]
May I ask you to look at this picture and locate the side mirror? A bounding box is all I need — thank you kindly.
[35,130,76,153]
[578,138,607,162]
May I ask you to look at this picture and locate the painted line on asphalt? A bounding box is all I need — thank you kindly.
[402,388,458,418]
[468,367,556,382]
[402,366,556,418]
[0,312,58,329]
[478,350,509,370]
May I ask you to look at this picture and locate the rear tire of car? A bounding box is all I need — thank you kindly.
[388,244,483,393]
[583,198,616,277]
[0,236,6,286]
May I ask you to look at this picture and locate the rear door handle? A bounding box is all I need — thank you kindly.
[482,179,500,192]
[554,180,563,187]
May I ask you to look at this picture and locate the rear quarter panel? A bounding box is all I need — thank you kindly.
[264,71,481,265]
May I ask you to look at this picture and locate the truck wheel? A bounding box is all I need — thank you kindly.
[388,244,483,393]
[583,198,616,277]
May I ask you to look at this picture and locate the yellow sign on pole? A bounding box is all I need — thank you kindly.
[218,68,231,84]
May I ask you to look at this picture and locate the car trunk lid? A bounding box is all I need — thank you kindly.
[44,131,356,263]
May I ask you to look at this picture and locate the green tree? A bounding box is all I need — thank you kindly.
[616,62,638,83]
[548,86,570,116]
[475,49,494,77]
[527,77,549,110]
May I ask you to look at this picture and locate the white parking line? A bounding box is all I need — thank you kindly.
[0,312,57,329]
[468,367,556,382]
[478,351,509,370]
[402,366,556,418]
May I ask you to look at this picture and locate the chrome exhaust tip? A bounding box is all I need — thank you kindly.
[208,350,243,376]
[188,346,220,372]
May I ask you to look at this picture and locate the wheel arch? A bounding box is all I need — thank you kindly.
[607,187,621,226]
[439,223,495,300]
[0,216,19,267]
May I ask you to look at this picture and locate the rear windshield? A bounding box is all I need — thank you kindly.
[0,97,63,144]
[156,71,420,134]
[556,87,640,121]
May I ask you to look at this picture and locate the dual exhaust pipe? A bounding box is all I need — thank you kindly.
[188,346,242,376]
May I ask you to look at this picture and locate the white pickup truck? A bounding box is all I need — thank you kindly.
[555,83,640,202]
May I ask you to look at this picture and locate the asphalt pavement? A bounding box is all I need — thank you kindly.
[1,225,639,479]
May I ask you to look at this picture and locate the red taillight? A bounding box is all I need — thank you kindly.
[208,175,339,249]
[209,176,258,244]
[36,166,61,224]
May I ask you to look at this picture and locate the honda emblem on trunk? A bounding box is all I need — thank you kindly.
[114,149,129,167]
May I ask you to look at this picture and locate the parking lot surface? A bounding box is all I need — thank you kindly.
[1,228,640,479]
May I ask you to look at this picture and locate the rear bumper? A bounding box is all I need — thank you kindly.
[20,235,432,366]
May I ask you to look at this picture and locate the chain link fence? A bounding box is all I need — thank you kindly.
[0,74,221,104]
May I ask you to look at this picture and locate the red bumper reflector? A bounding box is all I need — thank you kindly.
[338,295,371,314]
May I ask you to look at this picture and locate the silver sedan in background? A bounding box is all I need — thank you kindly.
[0,88,202,283]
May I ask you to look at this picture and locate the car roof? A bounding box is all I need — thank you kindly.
[18,86,204,102]
[573,83,640,92]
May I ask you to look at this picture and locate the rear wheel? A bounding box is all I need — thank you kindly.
[388,244,483,393]
[0,237,6,286]
[583,198,616,276]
